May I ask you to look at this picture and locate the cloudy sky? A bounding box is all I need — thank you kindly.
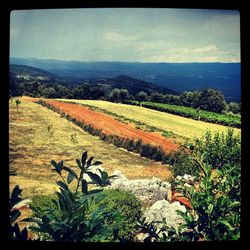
[10,8,240,62]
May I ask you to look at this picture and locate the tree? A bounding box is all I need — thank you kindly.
[197,88,226,113]
[227,102,240,114]
[109,88,121,103]
[136,91,148,106]
[55,85,70,99]
[119,89,129,103]
[180,91,195,107]
[149,92,165,103]
[41,87,56,98]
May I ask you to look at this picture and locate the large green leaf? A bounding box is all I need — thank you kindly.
[100,171,108,180]
[76,159,82,169]
[81,151,88,168]
[86,172,103,186]
[81,179,88,195]
[87,156,94,168]
[62,166,78,180]
[67,172,75,184]
[11,185,22,200]
[56,181,69,191]
[92,161,102,166]
[218,219,234,231]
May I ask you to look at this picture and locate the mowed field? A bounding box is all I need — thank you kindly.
[60,99,241,139]
[9,98,172,198]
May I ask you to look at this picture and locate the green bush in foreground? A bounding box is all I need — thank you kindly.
[96,189,142,241]
[24,151,121,242]
[142,130,240,242]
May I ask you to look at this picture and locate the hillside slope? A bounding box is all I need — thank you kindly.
[10,58,241,100]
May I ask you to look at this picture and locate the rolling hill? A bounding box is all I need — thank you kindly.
[9,64,177,96]
[10,57,241,101]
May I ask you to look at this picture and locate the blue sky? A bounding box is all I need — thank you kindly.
[10,8,240,62]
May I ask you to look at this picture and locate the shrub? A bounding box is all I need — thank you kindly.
[167,150,200,178]
[94,189,142,241]
[144,130,241,242]
[24,151,121,242]
[30,195,58,218]
[194,128,241,169]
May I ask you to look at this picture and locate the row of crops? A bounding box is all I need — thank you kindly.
[127,101,240,128]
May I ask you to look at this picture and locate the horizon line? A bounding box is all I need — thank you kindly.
[10,57,241,64]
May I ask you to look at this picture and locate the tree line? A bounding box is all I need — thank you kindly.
[9,76,240,114]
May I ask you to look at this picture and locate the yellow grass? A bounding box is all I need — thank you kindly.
[60,99,241,140]
[9,98,172,198]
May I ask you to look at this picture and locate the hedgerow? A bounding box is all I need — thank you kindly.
[36,100,173,164]
[126,100,240,128]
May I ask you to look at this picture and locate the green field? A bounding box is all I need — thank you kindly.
[9,98,171,198]
[59,99,241,140]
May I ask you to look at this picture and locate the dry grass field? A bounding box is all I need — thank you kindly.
[9,98,172,198]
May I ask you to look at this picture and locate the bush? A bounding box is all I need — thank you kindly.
[25,151,121,242]
[94,189,142,241]
[167,150,200,178]
[31,195,58,218]
[143,130,241,242]
[194,128,241,169]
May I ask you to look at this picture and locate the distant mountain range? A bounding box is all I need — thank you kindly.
[9,64,177,96]
[10,57,241,101]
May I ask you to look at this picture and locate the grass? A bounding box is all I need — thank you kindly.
[59,99,241,140]
[9,98,172,199]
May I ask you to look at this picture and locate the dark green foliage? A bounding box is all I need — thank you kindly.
[108,88,130,103]
[30,195,58,218]
[94,189,142,241]
[194,129,241,169]
[136,91,148,105]
[173,151,240,241]
[24,151,121,242]
[145,130,241,242]
[227,102,240,114]
[9,185,29,240]
[127,100,240,128]
[166,149,200,178]
[198,88,226,113]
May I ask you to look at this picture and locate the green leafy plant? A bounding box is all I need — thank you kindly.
[24,151,120,242]
[139,130,240,242]
[95,189,142,241]
[9,185,28,240]
[194,129,241,169]
[158,140,240,241]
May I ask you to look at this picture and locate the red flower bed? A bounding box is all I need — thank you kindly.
[46,100,179,154]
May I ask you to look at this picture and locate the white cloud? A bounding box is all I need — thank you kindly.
[168,47,190,53]
[145,54,180,62]
[197,56,218,62]
[192,45,218,53]
[104,31,135,43]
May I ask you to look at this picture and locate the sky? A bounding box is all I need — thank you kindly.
[10,8,240,63]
